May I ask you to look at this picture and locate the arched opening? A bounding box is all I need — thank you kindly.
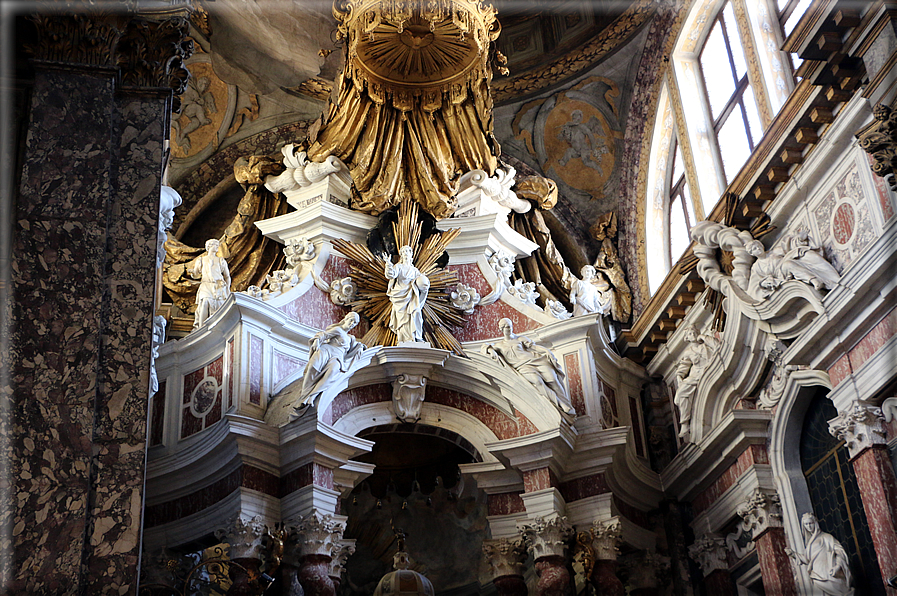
[342,425,489,595]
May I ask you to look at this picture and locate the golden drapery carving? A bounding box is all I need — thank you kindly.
[306,0,502,219]
[162,156,289,312]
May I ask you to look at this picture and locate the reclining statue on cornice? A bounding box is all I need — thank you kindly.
[690,221,841,336]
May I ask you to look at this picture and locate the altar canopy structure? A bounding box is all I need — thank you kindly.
[7,1,897,595]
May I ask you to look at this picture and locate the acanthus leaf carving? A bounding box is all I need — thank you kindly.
[828,401,887,459]
[857,102,897,190]
[117,16,193,95]
[518,516,575,560]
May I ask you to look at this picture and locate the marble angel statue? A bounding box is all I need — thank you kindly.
[383,245,430,344]
[568,264,613,317]
[785,513,853,596]
[298,312,376,408]
[674,324,721,440]
[191,238,231,329]
[483,318,576,420]
[746,230,840,300]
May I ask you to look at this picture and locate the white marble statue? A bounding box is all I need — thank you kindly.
[786,513,854,596]
[507,279,539,306]
[746,231,840,300]
[450,283,481,315]
[383,246,430,344]
[299,312,374,407]
[149,315,166,395]
[483,318,576,419]
[158,186,182,268]
[264,143,345,194]
[569,265,612,317]
[674,324,720,440]
[191,239,231,329]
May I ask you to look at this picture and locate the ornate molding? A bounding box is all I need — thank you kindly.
[284,511,346,561]
[828,402,887,459]
[481,537,528,580]
[518,516,575,560]
[329,539,356,579]
[857,102,897,191]
[391,373,427,423]
[688,533,728,576]
[589,518,622,561]
[214,515,271,560]
[735,488,782,540]
[117,17,192,94]
[27,11,123,68]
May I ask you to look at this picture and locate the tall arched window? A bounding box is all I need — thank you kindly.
[799,395,885,596]
[643,0,812,295]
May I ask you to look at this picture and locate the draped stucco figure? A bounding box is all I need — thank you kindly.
[483,318,575,419]
[746,231,840,300]
[191,239,231,329]
[384,246,430,344]
[569,265,612,317]
[786,513,854,596]
[299,312,374,408]
[674,324,720,440]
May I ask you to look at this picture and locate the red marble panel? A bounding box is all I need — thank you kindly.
[149,380,165,447]
[278,257,368,338]
[183,367,204,405]
[832,202,855,244]
[564,353,585,416]
[249,334,263,405]
[487,492,526,516]
[869,152,896,221]
[755,528,798,596]
[427,386,539,439]
[450,263,543,343]
[181,404,202,438]
[274,351,305,387]
[144,468,241,527]
[852,447,897,586]
[241,466,280,497]
[326,383,391,425]
[281,463,314,497]
[828,354,852,387]
[523,468,552,493]
[848,307,897,373]
[206,394,222,426]
[558,473,609,503]
[692,445,769,514]
[312,463,335,490]
[208,354,223,383]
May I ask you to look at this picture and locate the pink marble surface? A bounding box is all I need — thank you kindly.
[755,528,798,596]
[692,445,768,514]
[523,468,552,492]
[829,306,897,387]
[564,353,586,416]
[558,473,609,502]
[325,383,391,425]
[274,351,305,387]
[488,492,526,516]
[853,447,897,592]
[427,386,540,439]
[828,354,852,387]
[181,356,224,438]
[249,334,263,405]
[278,257,368,338]
[534,556,570,596]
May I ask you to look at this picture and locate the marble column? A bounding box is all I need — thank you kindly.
[589,518,624,596]
[519,516,574,596]
[285,510,346,596]
[689,532,735,596]
[215,516,273,596]
[9,10,190,595]
[482,536,528,596]
[735,488,797,596]
[830,402,897,594]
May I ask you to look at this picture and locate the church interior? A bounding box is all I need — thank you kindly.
[5,0,897,594]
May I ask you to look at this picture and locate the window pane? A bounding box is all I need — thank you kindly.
[783,0,812,38]
[744,86,763,144]
[717,114,752,181]
[672,143,684,186]
[723,3,747,79]
[701,21,736,119]
[683,182,696,223]
[670,196,690,260]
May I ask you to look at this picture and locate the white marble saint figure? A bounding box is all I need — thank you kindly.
[746,230,840,300]
[191,239,231,329]
[298,312,374,407]
[483,318,576,419]
[569,265,612,317]
[785,513,854,596]
[674,324,720,440]
[383,246,430,344]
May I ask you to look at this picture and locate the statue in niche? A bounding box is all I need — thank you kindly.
[558,109,608,172]
[786,513,854,596]
[568,265,612,317]
[483,318,576,420]
[673,324,720,440]
[298,312,375,408]
[745,231,840,301]
[191,239,231,329]
[383,245,430,344]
